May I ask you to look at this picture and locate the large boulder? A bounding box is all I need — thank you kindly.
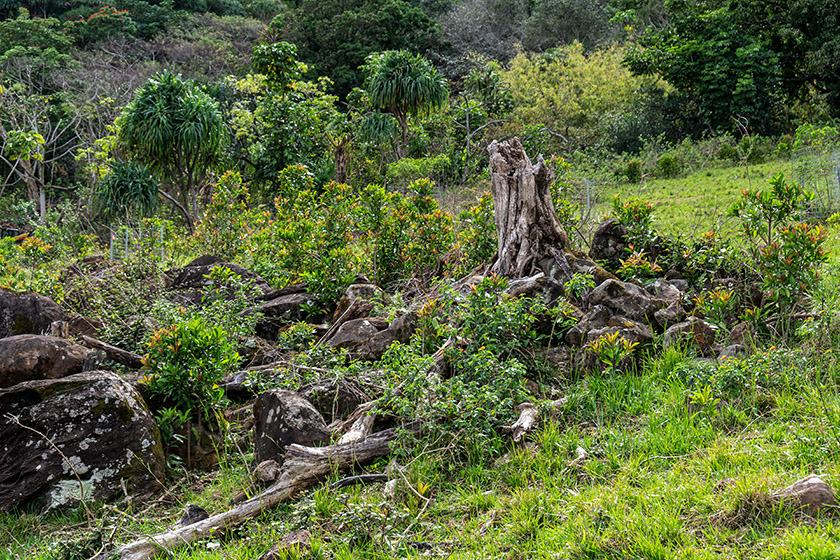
[301,378,372,422]
[0,335,92,388]
[588,279,668,327]
[0,371,164,512]
[254,390,330,464]
[170,255,271,305]
[0,289,66,339]
[256,286,320,339]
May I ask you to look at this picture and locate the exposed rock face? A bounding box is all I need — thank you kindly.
[254,390,329,463]
[663,317,718,353]
[588,279,667,326]
[773,474,838,516]
[170,255,271,296]
[0,289,66,339]
[646,279,682,303]
[0,371,164,512]
[257,287,320,339]
[590,219,629,267]
[0,335,91,388]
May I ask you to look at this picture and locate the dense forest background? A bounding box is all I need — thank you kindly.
[1,0,838,233]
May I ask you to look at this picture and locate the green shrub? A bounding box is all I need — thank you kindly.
[625,159,642,183]
[144,317,239,424]
[654,154,682,178]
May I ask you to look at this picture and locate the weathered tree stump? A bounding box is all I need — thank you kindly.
[487,138,571,278]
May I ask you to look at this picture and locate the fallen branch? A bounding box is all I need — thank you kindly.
[98,423,420,560]
[329,473,389,489]
[79,335,144,369]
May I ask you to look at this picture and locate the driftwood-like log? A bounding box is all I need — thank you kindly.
[487,138,571,278]
[101,424,419,560]
[337,412,376,444]
[502,402,539,444]
[79,335,145,369]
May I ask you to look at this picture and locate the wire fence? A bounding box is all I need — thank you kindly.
[792,146,840,218]
[108,224,167,261]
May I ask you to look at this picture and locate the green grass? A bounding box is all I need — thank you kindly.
[7,342,840,560]
[603,158,791,238]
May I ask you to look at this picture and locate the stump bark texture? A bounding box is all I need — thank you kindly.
[487,138,571,278]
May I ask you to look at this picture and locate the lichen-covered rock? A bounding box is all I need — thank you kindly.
[254,389,329,464]
[0,335,91,388]
[0,289,67,339]
[0,371,164,512]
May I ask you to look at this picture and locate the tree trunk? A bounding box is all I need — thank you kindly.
[487,138,571,278]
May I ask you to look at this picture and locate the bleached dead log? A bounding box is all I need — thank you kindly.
[501,401,539,444]
[100,424,419,560]
[337,412,376,444]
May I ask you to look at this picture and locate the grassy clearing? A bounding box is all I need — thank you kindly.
[602,158,791,238]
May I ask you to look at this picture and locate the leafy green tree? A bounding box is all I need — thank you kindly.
[625,0,783,135]
[281,0,440,98]
[118,70,225,230]
[729,0,840,117]
[363,50,448,157]
[523,0,614,51]
[95,160,158,222]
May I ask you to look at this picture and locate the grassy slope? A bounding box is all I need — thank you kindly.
[6,157,840,560]
[603,158,791,239]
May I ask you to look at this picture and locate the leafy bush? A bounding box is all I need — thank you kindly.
[654,154,682,178]
[144,317,239,423]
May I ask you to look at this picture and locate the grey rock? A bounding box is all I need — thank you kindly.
[590,219,629,267]
[0,371,164,512]
[663,317,718,353]
[565,305,612,347]
[646,279,682,303]
[0,289,66,340]
[588,279,668,326]
[254,390,329,463]
[0,335,91,388]
[654,301,685,329]
[257,290,320,339]
[178,504,209,527]
[719,344,747,360]
[170,255,271,295]
[332,282,381,323]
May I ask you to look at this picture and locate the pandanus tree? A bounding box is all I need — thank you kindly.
[118,70,225,231]
[363,50,448,158]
